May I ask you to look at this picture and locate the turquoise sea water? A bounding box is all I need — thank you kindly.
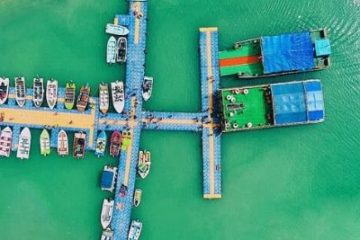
[0,0,360,239]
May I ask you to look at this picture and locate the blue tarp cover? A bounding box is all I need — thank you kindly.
[101,171,113,188]
[262,32,315,74]
[271,80,324,125]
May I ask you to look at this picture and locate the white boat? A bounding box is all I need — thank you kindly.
[111,81,125,113]
[100,199,114,229]
[101,165,118,192]
[128,220,142,240]
[133,189,142,208]
[117,37,127,63]
[142,76,153,101]
[0,77,9,104]
[15,77,26,107]
[57,129,69,156]
[16,127,31,160]
[107,36,117,64]
[33,77,44,108]
[46,79,58,109]
[0,127,12,157]
[101,228,114,240]
[99,83,109,114]
[106,23,129,36]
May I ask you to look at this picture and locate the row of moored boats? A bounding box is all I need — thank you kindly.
[106,20,128,64]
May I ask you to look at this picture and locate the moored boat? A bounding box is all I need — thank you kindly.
[137,150,151,179]
[57,129,69,156]
[133,189,142,208]
[111,81,124,113]
[95,131,107,158]
[33,77,44,108]
[0,77,9,105]
[76,84,90,112]
[128,220,142,240]
[117,37,127,63]
[40,129,50,156]
[100,198,114,229]
[0,127,12,157]
[15,77,26,107]
[16,127,31,160]
[219,79,325,132]
[101,228,114,240]
[46,79,58,109]
[219,29,331,78]
[107,36,117,64]
[106,23,129,36]
[142,76,153,101]
[110,131,122,157]
[101,165,118,192]
[99,83,110,114]
[65,81,76,110]
[73,132,86,158]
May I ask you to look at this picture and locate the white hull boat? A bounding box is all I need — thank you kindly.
[142,76,153,101]
[101,228,114,240]
[15,77,26,107]
[17,127,31,159]
[33,77,44,108]
[57,129,69,156]
[99,83,109,114]
[107,36,117,64]
[111,81,125,113]
[128,220,142,240]
[46,79,58,109]
[106,23,129,36]
[0,77,9,105]
[0,127,12,157]
[100,199,114,229]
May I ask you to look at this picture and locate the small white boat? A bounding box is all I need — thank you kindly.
[111,81,125,113]
[0,77,9,104]
[106,23,129,36]
[117,37,127,63]
[133,189,142,207]
[128,220,142,240]
[99,83,109,114]
[15,77,26,107]
[137,150,151,179]
[142,76,153,101]
[107,36,117,64]
[101,228,114,240]
[17,127,31,160]
[57,129,69,156]
[100,199,114,229]
[33,77,44,108]
[0,127,12,157]
[46,79,58,109]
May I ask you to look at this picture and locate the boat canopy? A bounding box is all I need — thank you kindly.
[101,170,114,189]
[261,32,315,74]
[271,80,324,125]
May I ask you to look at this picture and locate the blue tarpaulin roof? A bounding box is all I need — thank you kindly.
[261,32,315,74]
[101,170,114,189]
[271,80,324,125]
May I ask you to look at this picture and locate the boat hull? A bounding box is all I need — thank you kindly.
[100,199,114,229]
[111,81,125,113]
[57,130,69,156]
[106,24,129,36]
[40,129,51,156]
[46,80,58,109]
[107,36,117,64]
[0,77,9,105]
[0,127,12,157]
[16,127,31,159]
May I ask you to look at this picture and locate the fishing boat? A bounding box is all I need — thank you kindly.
[40,129,51,156]
[128,220,142,240]
[16,127,31,160]
[76,84,90,112]
[111,81,124,113]
[142,76,153,101]
[110,131,122,157]
[105,23,129,36]
[100,198,114,229]
[107,36,117,64]
[133,189,142,207]
[137,150,151,179]
[219,29,331,78]
[99,83,109,114]
[73,132,86,158]
[101,165,118,192]
[0,77,9,105]
[219,79,325,132]
[57,129,69,156]
[0,127,12,157]
[46,79,58,109]
[95,131,107,158]
[65,81,76,110]
[33,77,44,108]
[15,77,26,107]
[117,37,127,63]
[101,228,114,240]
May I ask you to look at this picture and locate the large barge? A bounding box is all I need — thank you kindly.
[219,29,331,78]
[219,79,325,132]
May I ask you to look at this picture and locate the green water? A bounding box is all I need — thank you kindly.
[1,0,360,239]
